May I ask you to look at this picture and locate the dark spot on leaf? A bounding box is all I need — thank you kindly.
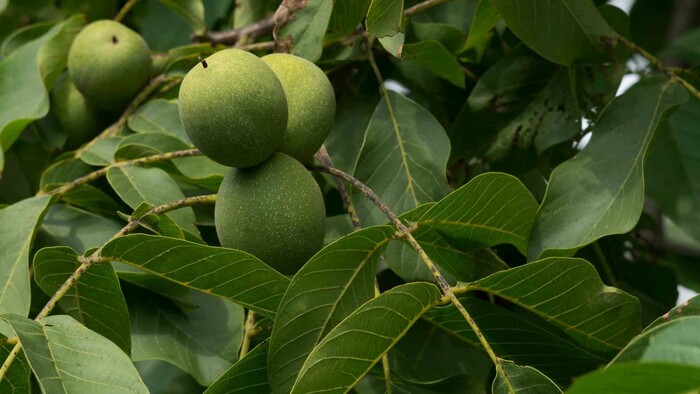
[513,125,523,144]
[489,95,506,113]
[112,35,118,44]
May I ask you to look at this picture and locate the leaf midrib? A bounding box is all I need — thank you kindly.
[270,236,392,386]
[580,82,673,242]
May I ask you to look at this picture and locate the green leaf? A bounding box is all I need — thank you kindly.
[461,257,641,357]
[0,15,84,171]
[460,0,500,61]
[353,90,450,226]
[113,262,196,310]
[61,185,125,219]
[290,282,442,393]
[268,226,396,393]
[387,233,508,284]
[158,0,205,34]
[611,317,700,367]
[134,360,204,394]
[128,99,190,143]
[112,133,189,161]
[274,0,333,63]
[416,172,538,255]
[402,40,464,88]
[1,21,55,57]
[328,0,371,40]
[646,99,700,241]
[491,0,616,65]
[128,288,244,386]
[576,236,678,326]
[388,318,492,392]
[567,363,700,394]
[412,22,465,54]
[205,342,271,394]
[128,201,185,239]
[378,32,405,58]
[2,314,148,393]
[135,360,203,394]
[232,0,275,29]
[40,157,93,191]
[492,361,562,394]
[152,43,217,75]
[106,165,199,235]
[451,45,579,163]
[0,195,52,315]
[39,204,122,254]
[423,296,606,384]
[78,136,123,167]
[529,79,688,259]
[366,0,403,38]
[33,246,131,354]
[326,92,378,173]
[0,343,30,393]
[98,234,290,318]
[386,199,510,284]
[113,133,227,191]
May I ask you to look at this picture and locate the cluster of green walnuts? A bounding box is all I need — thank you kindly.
[60,20,335,275]
[179,48,336,275]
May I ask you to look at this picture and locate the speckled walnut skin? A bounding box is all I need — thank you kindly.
[178,49,288,168]
[68,20,152,111]
[215,153,326,275]
[262,53,336,163]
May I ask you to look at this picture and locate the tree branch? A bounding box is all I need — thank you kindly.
[315,146,391,389]
[239,311,256,359]
[108,193,217,241]
[238,41,275,52]
[37,194,217,320]
[404,0,456,17]
[0,194,218,378]
[0,343,21,382]
[315,145,361,230]
[614,35,700,100]
[114,0,139,22]
[75,75,181,157]
[39,148,202,198]
[191,15,275,46]
[192,0,455,48]
[310,164,512,391]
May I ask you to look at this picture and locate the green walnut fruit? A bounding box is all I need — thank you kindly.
[215,153,325,274]
[52,74,114,148]
[179,49,288,168]
[262,53,335,162]
[68,20,152,110]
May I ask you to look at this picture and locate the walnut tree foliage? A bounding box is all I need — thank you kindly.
[1,0,700,393]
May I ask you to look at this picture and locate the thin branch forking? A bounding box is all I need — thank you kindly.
[39,148,202,198]
[615,35,700,100]
[192,0,457,47]
[311,164,514,393]
[191,15,276,46]
[0,194,217,382]
[75,74,181,157]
